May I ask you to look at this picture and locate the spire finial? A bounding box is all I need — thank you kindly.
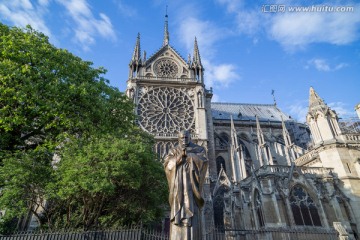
[271,89,277,106]
[130,33,141,64]
[163,6,169,46]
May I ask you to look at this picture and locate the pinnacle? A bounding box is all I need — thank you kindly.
[130,33,141,63]
[192,37,203,68]
[309,87,326,110]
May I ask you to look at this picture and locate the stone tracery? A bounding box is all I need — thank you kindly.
[154,58,179,77]
[137,87,195,134]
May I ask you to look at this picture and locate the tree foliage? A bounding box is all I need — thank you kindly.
[0,23,167,232]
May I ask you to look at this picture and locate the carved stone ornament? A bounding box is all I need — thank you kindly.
[137,87,195,134]
[154,58,179,77]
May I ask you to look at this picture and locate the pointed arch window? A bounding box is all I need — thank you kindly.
[254,190,265,227]
[289,185,321,226]
[213,187,226,231]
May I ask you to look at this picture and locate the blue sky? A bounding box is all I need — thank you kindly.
[1,0,359,123]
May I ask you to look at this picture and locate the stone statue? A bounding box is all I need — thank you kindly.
[164,130,208,240]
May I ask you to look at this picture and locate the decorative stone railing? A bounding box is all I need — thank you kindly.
[130,75,198,82]
[250,165,333,179]
[262,165,291,174]
[300,166,333,176]
[236,165,335,186]
[295,150,319,166]
[154,133,198,139]
[343,133,360,142]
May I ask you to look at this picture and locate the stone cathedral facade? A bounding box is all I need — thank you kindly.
[126,15,360,239]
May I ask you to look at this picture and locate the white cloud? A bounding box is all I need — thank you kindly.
[306,58,348,72]
[211,94,220,102]
[216,0,243,13]
[0,0,117,51]
[57,0,116,51]
[115,0,137,17]
[287,100,356,123]
[38,0,50,7]
[328,102,356,119]
[215,0,360,50]
[176,15,239,88]
[235,10,262,35]
[204,60,239,88]
[0,0,51,36]
[178,17,225,58]
[287,101,309,123]
[270,9,360,49]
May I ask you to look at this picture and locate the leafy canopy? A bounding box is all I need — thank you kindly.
[0,23,167,232]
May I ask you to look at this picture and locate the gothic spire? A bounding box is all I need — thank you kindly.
[256,115,265,147]
[230,115,240,182]
[192,37,203,68]
[307,87,342,144]
[163,6,169,46]
[281,116,292,148]
[281,116,295,164]
[308,87,328,114]
[230,115,246,181]
[256,115,273,166]
[130,33,141,65]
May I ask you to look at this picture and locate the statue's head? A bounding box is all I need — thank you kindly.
[178,130,190,148]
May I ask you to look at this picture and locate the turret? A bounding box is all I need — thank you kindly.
[129,33,142,78]
[190,37,204,82]
[306,87,342,145]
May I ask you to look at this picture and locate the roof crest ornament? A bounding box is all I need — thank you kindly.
[163,5,169,46]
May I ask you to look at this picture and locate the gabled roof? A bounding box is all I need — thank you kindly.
[145,44,188,66]
[211,102,291,122]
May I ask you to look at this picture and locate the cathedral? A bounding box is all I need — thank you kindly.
[126,14,360,239]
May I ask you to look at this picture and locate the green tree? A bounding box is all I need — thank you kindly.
[0,23,167,232]
[47,132,167,229]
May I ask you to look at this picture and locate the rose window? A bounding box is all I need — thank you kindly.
[137,87,195,134]
[154,59,178,77]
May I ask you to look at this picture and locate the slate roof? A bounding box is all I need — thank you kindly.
[211,102,292,122]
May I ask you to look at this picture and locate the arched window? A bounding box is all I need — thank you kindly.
[216,156,226,176]
[213,187,226,231]
[290,185,321,226]
[254,190,265,227]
